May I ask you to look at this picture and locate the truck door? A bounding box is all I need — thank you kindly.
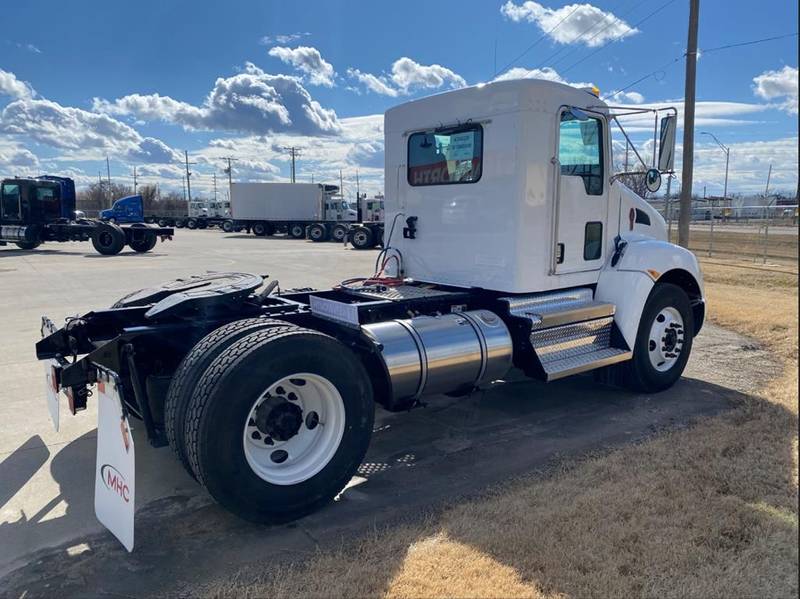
[553,109,608,274]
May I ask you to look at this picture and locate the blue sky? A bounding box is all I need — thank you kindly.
[1,0,797,198]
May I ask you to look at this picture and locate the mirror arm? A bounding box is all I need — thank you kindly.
[612,117,649,171]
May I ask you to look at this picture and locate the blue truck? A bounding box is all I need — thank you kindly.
[100,194,145,223]
[0,176,173,255]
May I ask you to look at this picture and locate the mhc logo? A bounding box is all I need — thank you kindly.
[101,464,130,503]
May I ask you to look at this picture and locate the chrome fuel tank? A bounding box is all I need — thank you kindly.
[361,310,513,402]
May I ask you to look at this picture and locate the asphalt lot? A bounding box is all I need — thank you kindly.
[0,230,780,596]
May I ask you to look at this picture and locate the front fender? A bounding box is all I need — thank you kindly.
[596,239,704,347]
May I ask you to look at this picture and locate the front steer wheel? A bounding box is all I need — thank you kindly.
[618,282,694,393]
[184,326,374,523]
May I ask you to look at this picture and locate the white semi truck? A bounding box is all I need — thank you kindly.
[230,182,357,241]
[36,79,703,550]
[347,194,385,249]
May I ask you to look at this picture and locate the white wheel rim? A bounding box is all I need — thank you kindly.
[311,228,322,239]
[242,373,345,485]
[648,307,685,372]
[292,226,303,237]
[333,228,345,240]
[354,231,367,244]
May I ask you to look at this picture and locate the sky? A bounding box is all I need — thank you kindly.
[1,0,797,200]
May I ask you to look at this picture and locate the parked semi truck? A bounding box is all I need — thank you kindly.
[347,194,385,249]
[36,79,701,551]
[144,199,233,230]
[230,182,357,241]
[1,177,173,255]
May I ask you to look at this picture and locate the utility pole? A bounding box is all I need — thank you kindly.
[283,147,301,183]
[356,169,360,199]
[678,0,700,248]
[132,166,138,194]
[665,175,674,241]
[222,157,239,199]
[339,169,344,197]
[213,173,218,202]
[183,150,197,203]
[106,155,112,209]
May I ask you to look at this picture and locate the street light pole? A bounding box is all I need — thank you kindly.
[700,131,729,257]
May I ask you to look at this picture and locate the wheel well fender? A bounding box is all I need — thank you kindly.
[657,268,705,335]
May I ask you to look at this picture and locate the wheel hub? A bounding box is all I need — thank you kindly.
[255,396,303,441]
[648,307,685,372]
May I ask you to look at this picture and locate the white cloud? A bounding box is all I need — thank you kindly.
[493,65,592,88]
[259,32,309,45]
[346,68,399,97]
[752,65,798,115]
[0,68,36,99]
[94,63,341,136]
[0,146,39,169]
[268,46,335,87]
[390,57,466,92]
[347,57,465,96]
[0,98,180,163]
[501,1,638,46]
[610,90,644,104]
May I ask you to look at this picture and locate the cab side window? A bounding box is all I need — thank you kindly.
[1,184,22,220]
[558,113,604,195]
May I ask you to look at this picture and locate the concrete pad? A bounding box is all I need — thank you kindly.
[0,230,780,596]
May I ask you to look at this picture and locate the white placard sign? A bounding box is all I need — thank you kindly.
[94,374,136,552]
[447,132,475,161]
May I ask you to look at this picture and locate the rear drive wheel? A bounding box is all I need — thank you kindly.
[308,223,328,242]
[331,224,348,242]
[186,218,198,230]
[252,222,268,236]
[165,318,288,478]
[157,218,168,227]
[288,223,305,239]
[184,327,374,523]
[15,240,41,250]
[91,223,126,255]
[351,226,374,250]
[620,283,694,393]
[222,220,235,233]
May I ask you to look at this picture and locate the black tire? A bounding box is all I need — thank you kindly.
[308,223,328,242]
[186,218,198,230]
[15,240,41,250]
[288,223,305,239]
[252,222,268,236]
[91,223,126,255]
[222,220,235,233]
[184,327,374,523]
[175,220,185,228]
[165,318,287,478]
[351,226,374,250]
[129,233,157,253]
[619,283,694,393]
[331,224,348,243]
[157,218,168,227]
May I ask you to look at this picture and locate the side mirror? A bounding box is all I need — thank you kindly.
[658,115,677,172]
[645,168,662,193]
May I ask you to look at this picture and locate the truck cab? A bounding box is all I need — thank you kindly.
[101,195,144,223]
[1,178,69,226]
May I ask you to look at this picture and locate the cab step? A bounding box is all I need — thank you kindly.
[503,289,632,381]
[530,317,631,380]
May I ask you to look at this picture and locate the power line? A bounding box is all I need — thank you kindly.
[605,31,799,100]
[528,0,647,75]
[561,0,678,75]
[283,146,302,183]
[493,3,582,78]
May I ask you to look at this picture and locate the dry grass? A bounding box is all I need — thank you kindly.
[207,261,798,599]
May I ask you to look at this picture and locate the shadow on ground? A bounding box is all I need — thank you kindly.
[2,366,774,597]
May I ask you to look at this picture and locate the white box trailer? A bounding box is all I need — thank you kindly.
[230,182,357,242]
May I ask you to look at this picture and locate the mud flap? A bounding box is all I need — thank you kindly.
[94,369,136,552]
